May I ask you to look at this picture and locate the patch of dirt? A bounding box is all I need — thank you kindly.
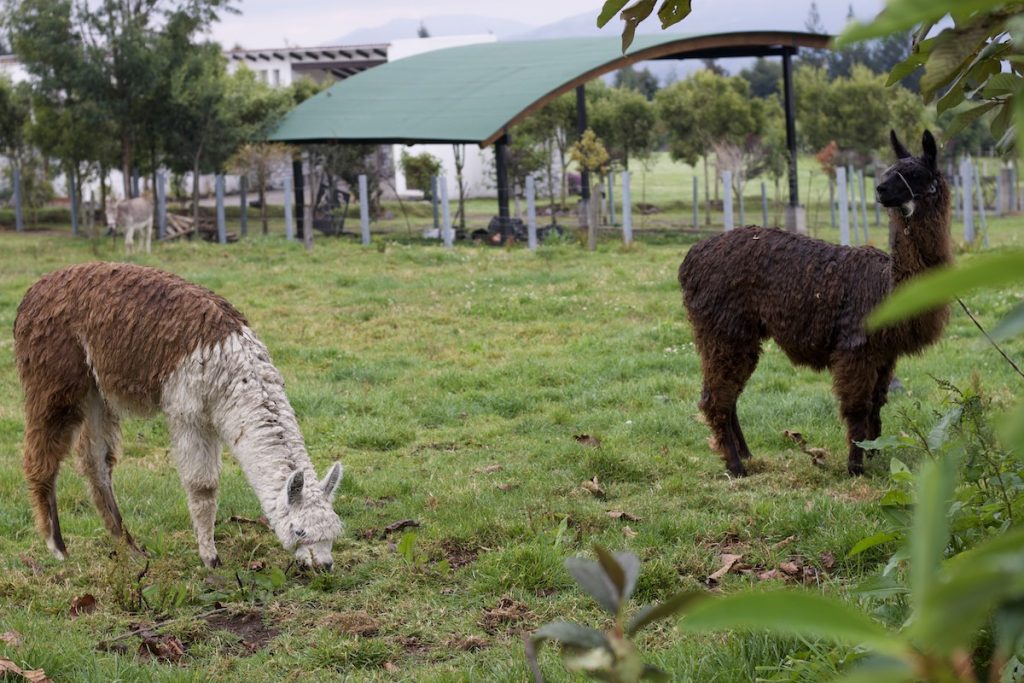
[833,482,879,503]
[479,597,533,634]
[399,635,431,656]
[205,611,278,654]
[322,611,379,637]
[364,496,395,509]
[446,635,488,652]
[439,540,480,569]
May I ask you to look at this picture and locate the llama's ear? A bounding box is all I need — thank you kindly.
[921,129,938,169]
[285,470,304,507]
[890,129,911,159]
[321,462,343,501]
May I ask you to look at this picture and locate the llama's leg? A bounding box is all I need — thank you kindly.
[866,361,895,445]
[23,404,82,560]
[697,344,761,476]
[832,357,877,476]
[75,388,141,553]
[168,418,223,568]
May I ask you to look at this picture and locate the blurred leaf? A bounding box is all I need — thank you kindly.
[680,591,903,655]
[909,452,956,629]
[830,655,916,683]
[992,301,1024,340]
[594,545,626,601]
[533,621,610,650]
[886,51,927,86]
[1015,78,1024,157]
[855,574,910,599]
[836,0,1004,46]
[920,26,988,103]
[927,406,963,451]
[981,71,1024,97]
[592,546,643,607]
[627,591,706,635]
[867,251,1024,329]
[847,531,901,558]
[620,0,655,52]
[566,557,620,615]
[943,101,1000,140]
[597,0,630,27]
[657,0,693,28]
[641,664,671,681]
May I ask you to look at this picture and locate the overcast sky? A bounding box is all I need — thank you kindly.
[209,0,600,49]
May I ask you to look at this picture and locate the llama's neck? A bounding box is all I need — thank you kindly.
[887,190,953,288]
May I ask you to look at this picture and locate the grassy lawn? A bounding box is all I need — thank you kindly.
[0,223,1022,681]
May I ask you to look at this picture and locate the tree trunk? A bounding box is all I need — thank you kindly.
[99,161,108,222]
[192,156,202,239]
[121,135,133,198]
[703,154,711,227]
[545,139,557,224]
[259,179,268,235]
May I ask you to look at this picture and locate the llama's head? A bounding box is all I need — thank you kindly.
[275,462,344,571]
[876,129,941,218]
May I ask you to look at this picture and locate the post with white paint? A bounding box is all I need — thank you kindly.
[847,166,858,245]
[13,166,23,233]
[157,170,167,240]
[737,175,745,227]
[70,174,79,237]
[836,166,850,246]
[858,170,869,243]
[692,176,698,228]
[431,175,439,230]
[961,158,975,245]
[760,181,768,227]
[239,175,248,238]
[722,171,733,231]
[621,170,633,245]
[829,180,836,228]
[283,173,294,240]
[526,175,538,251]
[440,175,453,248]
[974,163,988,247]
[357,174,370,245]
[303,156,314,252]
[215,174,226,245]
[607,172,616,227]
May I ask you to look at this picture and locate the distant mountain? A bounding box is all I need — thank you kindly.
[327,14,536,45]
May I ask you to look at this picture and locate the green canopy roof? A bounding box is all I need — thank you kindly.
[271,31,829,147]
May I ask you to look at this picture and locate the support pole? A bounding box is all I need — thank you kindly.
[215,174,226,245]
[722,171,733,231]
[157,170,167,240]
[576,85,589,205]
[495,132,511,241]
[303,155,314,252]
[858,170,869,243]
[292,158,304,239]
[961,158,974,245]
[431,175,439,230]
[837,166,850,245]
[781,47,802,232]
[440,175,453,248]
[847,165,858,245]
[692,176,698,228]
[239,175,248,238]
[283,172,294,240]
[974,162,988,247]
[622,170,633,245]
[526,175,538,251]
[358,173,370,246]
[131,167,140,199]
[829,180,836,227]
[70,169,79,237]
[737,176,745,227]
[607,172,616,227]
[13,166,23,232]
[761,181,768,227]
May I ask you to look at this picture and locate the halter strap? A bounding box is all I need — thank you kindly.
[895,171,915,199]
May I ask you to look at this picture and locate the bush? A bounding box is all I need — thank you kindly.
[399,151,442,199]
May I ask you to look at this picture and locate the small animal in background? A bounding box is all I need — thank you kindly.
[679,130,952,477]
[104,196,153,254]
[14,262,343,570]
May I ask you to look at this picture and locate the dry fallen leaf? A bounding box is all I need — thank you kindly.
[581,476,605,498]
[607,510,642,522]
[783,430,807,448]
[784,430,830,465]
[573,434,602,448]
[757,569,783,581]
[22,670,50,683]
[383,661,400,673]
[426,494,439,510]
[0,658,23,676]
[820,551,836,572]
[69,594,97,617]
[0,658,51,683]
[474,464,503,474]
[622,526,638,539]
[383,519,420,535]
[1,631,22,648]
[707,553,743,583]
[779,561,802,576]
[771,535,797,549]
[248,560,266,572]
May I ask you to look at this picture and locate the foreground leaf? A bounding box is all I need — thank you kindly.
[566,557,620,615]
[909,452,955,626]
[533,621,610,651]
[628,591,706,635]
[992,301,1024,340]
[680,591,903,655]
[835,0,1004,46]
[597,0,630,27]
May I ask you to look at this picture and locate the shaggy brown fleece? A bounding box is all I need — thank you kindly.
[679,130,952,476]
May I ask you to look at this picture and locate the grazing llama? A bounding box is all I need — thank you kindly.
[14,262,343,569]
[105,197,154,254]
[679,130,952,476]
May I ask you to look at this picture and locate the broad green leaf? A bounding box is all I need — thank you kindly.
[533,621,610,650]
[942,101,1000,140]
[880,489,912,507]
[597,0,630,27]
[680,591,903,655]
[641,664,671,681]
[615,551,641,604]
[836,0,1005,46]
[886,51,927,86]
[981,71,1024,97]
[627,591,706,635]
[620,0,655,53]
[594,545,627,602]
[1015,76,1024,155]
[867,251,1024,330]
[909,452,955,625]
[920,25,990,103]
[831,656,916,683]
[566,556,620,614]
[847,531,901,558]
[994,600,1024,660]
[657,0,693,29]
[992,301,1024,340]
[926,405,962,450]
[855,574,910,599]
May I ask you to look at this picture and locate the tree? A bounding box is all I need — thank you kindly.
[531,92,578,210]
[569,128,610,247]
[739,57,782,99]
[614,65,659,100]
[0,75,29,165]
[229,142,290,235]
[417,21,429,38]
[399,151,442,199]
[799,1,829,69]
[590,87,657,170]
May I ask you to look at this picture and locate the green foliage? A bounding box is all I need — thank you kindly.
[569,129,611,175]
[614,65,660,100]
[591,87,658,170]
[739,57,783,99]
[399,151,442,198]
[526,545,701,682]
[597,0,694,52]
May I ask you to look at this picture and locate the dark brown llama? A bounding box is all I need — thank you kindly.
[679,130,952,476]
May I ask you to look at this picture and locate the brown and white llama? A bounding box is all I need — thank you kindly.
[679,130,952,477]
[14,262,343,569]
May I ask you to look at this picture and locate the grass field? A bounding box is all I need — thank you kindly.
[0,222,1022,681]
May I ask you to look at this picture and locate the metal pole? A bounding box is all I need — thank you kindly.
[431,175,439,230]
[303,155,314,252]
[858,170,869,243]
[440,175,453,248]
[70,169,79,237]
[283,172,294,240]
[358,173,370,246]
[692,176,699,229]
[837,167,850,245]
[607,172,616,227]
[292,158,304,239]
[781,48,799,209]
[761,181,768,227]
[239,175,248,238]
[215,174,226,245]
[157,170,167,240]
[737,175,745,227]
[495,133,511,241]
[13,166,23,232]
[722,171,733,231]
[847,165,858,245]
[622,170,633,244]
[131,167,140,199]
[961,158,974,244]
[829,179,835,228]
[526,175,538,251]
[974,162,988,247]
[576,85,589,205]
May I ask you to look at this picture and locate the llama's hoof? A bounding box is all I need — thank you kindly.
[847,461,865,476]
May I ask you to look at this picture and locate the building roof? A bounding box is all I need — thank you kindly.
[227,43,389,80]
[271,31,830,147]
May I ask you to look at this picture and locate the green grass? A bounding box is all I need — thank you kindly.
[0,223,1021,682]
